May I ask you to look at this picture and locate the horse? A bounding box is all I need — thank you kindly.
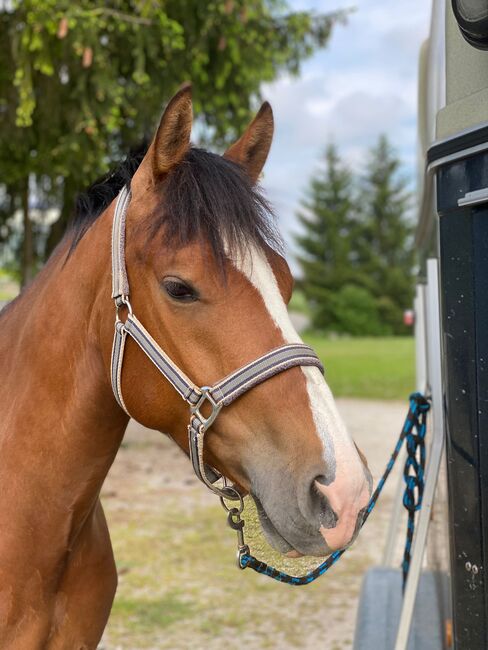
[0,84,371,649]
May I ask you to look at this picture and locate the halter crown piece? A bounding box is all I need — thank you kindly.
[110,185,324,505]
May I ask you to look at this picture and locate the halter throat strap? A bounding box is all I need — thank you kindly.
[110,185,324,499]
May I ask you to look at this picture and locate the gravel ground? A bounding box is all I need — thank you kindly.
[101,398,408,650]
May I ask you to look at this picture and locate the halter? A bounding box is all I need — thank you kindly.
[109,186,430,587]
[110,185,324,506]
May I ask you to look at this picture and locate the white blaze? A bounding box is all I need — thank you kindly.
[231,244,365,488]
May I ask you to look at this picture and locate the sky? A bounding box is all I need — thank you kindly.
[262,0,433,263]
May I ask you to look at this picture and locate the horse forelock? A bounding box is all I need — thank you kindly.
[69,145,282,267]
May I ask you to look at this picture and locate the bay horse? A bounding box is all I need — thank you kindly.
[0,85,371,649]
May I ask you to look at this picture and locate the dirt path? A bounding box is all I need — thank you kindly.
[100,398,408,650]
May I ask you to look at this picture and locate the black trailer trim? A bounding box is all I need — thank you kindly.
[428,123,488,166]
[436,141,488,648]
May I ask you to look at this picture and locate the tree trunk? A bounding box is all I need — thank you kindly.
[45,176,76,258]
[21,177,34,288]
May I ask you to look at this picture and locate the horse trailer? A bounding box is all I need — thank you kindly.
[354,1,488,648]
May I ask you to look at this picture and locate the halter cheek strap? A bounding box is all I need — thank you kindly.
[110,185,324,500]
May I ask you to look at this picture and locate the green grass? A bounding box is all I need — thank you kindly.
[104,497,369,649]
[111,595,195,633]
[302,334,414,400]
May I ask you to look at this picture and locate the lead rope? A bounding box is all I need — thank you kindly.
[226,392,430,587]
[401,394,427,590]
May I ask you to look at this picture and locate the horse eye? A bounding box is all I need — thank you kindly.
[162,277,198,302]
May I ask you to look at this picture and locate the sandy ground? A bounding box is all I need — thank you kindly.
[101,398,408,650]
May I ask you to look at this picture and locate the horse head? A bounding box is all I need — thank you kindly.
[106,85,372,557]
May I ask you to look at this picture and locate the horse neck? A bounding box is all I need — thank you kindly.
[0,205,128,524]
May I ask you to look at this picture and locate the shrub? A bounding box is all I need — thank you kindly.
[329,284,391,336]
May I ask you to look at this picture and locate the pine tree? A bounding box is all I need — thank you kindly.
[357,135,414,334]
[295,144,358,330]
[295,137,415,336]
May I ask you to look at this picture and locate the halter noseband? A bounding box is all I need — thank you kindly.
[110,185,324,501]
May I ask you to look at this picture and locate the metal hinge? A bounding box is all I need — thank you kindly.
[458,187,488,207]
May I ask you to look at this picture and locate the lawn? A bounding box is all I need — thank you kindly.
[102,416,401,650]
[301,334,415,401]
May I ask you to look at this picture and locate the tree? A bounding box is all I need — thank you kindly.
[356,135,414,334]
[295,144,359,330]
[295,137,414,336]
[0,0,346,285]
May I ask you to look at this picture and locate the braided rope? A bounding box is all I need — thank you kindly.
[239,392,430,586]
[401,397,427,589]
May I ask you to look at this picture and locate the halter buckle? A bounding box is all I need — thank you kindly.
[115,295,133,323]
[190,386,222,431]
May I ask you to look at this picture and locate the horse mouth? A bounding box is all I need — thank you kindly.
[251,493,363,558]
[252,494,305,558]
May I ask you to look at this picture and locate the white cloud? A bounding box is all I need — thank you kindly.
[261,0,433,269]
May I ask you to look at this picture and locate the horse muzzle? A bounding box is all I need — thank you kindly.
[251,464,372,557]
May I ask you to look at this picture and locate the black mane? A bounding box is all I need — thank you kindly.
[70,145,281,263]
[69,142,147,252]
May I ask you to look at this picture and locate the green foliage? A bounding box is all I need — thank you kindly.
[0,0,346,283]
[295,136,414,336]
[0,268,20,301]
[357,135,414,334]
[330,284,391,336]
[287,287,310,316]
[296,144,360,331]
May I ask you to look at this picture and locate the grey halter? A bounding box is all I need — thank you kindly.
[110,185,324,501]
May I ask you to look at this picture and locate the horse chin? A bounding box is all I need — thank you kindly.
[252,494,303,557]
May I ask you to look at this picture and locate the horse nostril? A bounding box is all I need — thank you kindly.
[311,476,338,528]
[314,478,370,551]
[315,473,333,487]
[321,504,338,529]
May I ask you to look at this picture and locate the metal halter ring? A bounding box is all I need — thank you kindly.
[190,386,222,430]
[220,489,245,515]
[115,296,133,322]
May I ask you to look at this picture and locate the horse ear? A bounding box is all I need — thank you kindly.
[224,102,274,183]
[152,83,193,176]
